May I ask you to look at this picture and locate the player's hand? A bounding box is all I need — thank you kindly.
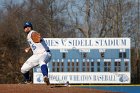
[25,47,31,53]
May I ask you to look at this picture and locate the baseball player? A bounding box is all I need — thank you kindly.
[21,22,51,85]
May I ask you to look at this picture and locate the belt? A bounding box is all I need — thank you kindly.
[47,50,50,52]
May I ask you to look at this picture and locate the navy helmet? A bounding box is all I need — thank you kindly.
[24,22,33,29]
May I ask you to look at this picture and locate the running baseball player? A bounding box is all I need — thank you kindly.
[21,22,51,85]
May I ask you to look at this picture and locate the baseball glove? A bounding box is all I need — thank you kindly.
[31,32,41,43]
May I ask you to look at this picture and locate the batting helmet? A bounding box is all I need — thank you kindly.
[24,22,33,29]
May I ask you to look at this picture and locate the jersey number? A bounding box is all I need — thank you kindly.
[32,44,36,50]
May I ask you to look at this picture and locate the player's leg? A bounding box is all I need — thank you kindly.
[21,63,31,83]
[21,55,40,83]
[39,52,51,85]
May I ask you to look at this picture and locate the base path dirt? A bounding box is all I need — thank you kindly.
[0,84,122,93]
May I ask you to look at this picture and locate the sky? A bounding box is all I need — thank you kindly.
[0,0,23,9]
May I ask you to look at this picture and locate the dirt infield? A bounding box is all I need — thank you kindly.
[0,84,122,93]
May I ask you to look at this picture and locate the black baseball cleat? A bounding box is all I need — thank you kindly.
[19,80,32,84]
[43,76,50,85]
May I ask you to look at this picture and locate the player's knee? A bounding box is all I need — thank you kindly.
[39,61,46,67]
[21,67,26,74]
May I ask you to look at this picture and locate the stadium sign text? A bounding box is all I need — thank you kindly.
[44,38,130,49]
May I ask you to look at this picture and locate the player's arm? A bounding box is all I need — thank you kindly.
[31,32,41,43]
